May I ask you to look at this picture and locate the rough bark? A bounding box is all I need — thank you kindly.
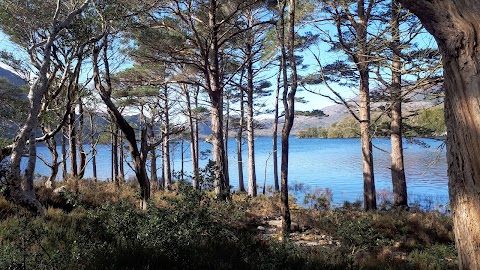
[206,0,228,199]
[246,43,257,197]
[399,0,480,268]
[162,84,172,189]
[390,0,407,207]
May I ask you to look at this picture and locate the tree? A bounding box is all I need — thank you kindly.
[278,0,297,235]
[398,0,480,268]
[313,0,385,210]
[0,0,92,214]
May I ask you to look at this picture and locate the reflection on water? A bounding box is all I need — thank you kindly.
[26,137,448,206]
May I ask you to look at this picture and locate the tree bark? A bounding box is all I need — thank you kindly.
[61,129,67,180]
[399,0,480,268]
[149,126,158,186]
[184,85,199,189]
[162,84,172,189]
[77,99,86,179]
[390,0,407,207]
[246,43,257,197]
[89,113,97,181]
[69,110,78,178]
[237,87,245,192]
[272,66,281,192]
[279,0,294,235]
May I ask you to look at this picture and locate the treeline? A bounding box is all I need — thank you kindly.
[297,107,446,139]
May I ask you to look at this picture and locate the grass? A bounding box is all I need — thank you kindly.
[0,180,458,270]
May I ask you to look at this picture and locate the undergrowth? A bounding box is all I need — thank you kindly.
[0,179,457,270]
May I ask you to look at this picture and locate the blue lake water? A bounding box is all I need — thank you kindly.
[27,137,448,206]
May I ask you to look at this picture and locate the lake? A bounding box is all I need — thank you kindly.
[27,137,449,207]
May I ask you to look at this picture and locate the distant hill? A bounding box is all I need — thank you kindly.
[0,65,26,86]
[253,84,444,137]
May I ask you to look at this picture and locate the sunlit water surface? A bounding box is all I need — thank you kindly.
[27,137,448,207]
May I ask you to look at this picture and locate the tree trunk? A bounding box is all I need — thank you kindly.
[390,0,407,207]
[163,84,172,189]
[210,91,228,199]
[112,125,119,185]
[184,85,199,189]
[207,0,228,199]
[77,100,86,179]
[69,110,78,178]
[359,71,376,210]
[162,132,171,188]
[246,43,257,197]
[89,113,97,181]
[237,87,245,192]
[399,0,480,268]
[119,131,124,181]
[272,66,281,192]
[61,129,67,180]
[149,126,158,186]
[224,93,230,188]
[279,0,293,235]
[357,0,376,211]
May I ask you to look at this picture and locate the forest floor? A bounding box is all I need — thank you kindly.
[0,179,458,269]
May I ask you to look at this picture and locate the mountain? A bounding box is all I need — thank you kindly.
[0,65,26,86]
[253,84,444,137]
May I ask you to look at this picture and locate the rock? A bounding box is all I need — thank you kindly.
[45,180,52,189]
[257,226,266,231]
[53,186,67,194]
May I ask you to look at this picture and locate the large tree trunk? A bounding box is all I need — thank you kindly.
[390,0,407,207]
[206,0,228,199]
[399,0,480,268]
[210,92,228,199]
[246,43,257,197]
[357,0,376,211]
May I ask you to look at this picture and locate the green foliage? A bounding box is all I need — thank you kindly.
[404,107,446,137]
[303,188,333,210]
[295,109,327,117]
[297,107,446,139]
